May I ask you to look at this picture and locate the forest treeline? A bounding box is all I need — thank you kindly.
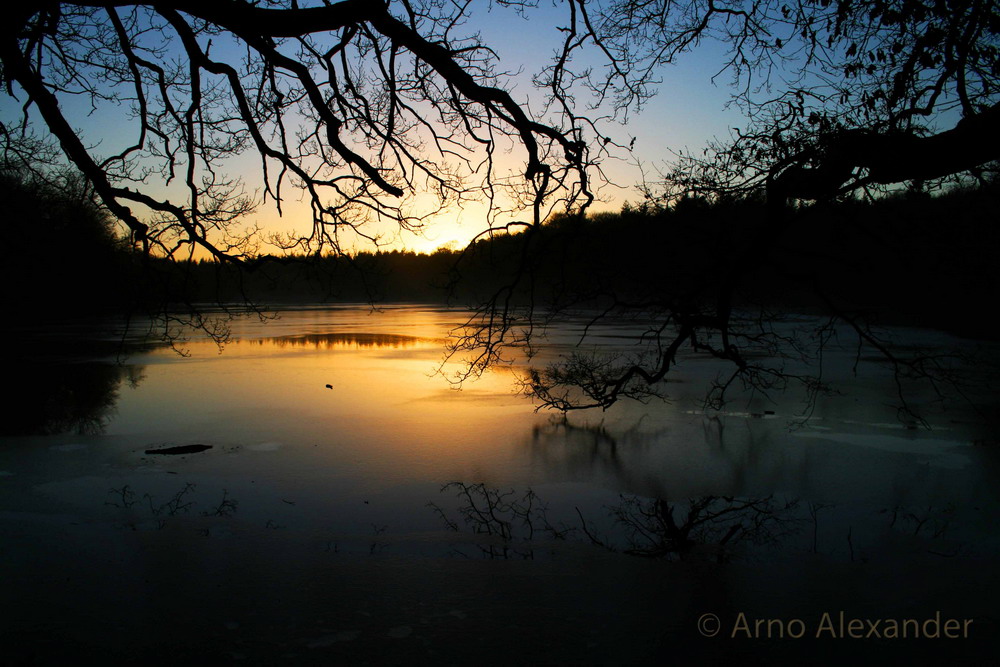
[4,170,998,338]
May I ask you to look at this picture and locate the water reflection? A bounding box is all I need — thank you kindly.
[5,361,145,435]
[599,493,801,562]
[105,482,237,532]
[251,332,433,350]
[4,306,1000,665]
[428,482,576,560]
[528,418,632,487]
[428,481,801,563]
[7,305,999,560]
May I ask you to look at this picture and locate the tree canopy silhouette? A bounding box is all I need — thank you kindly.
[623,0,1000,204]
[0,1,602,263]
[11,2,994,258]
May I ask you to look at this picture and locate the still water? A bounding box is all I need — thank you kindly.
[3,304,999,662]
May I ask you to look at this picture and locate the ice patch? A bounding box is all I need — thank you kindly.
[248,442,282,452]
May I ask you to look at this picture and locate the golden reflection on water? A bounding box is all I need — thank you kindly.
[104,305,996,508]
[11,305,998,549]
[119,315,539,488]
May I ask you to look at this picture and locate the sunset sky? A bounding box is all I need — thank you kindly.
[0,3,744,255]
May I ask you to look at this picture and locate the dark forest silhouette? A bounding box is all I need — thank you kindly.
[0,171,134,317]
[4,170,998,343]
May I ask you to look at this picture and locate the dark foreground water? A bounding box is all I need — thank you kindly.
[2,304,999,664]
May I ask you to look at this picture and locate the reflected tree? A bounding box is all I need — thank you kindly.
[428,481,576,560]
[106,482,237,531]
[580,494,802,562]
[430,482,801,562]
[5,361,145,435]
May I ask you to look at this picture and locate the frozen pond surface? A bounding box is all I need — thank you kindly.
[3,304,999,663]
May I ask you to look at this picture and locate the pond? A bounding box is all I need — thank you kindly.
[2,304,998,663]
